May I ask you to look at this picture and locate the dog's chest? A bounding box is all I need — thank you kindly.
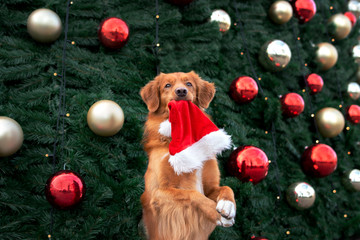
[195,169,204,194]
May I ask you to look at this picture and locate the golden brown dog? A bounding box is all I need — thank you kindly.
[140,71,236,240]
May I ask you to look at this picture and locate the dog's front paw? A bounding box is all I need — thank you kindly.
[216,199,236,219]
[216,216,235,227]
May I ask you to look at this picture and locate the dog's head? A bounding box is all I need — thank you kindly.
[140,71,216,113]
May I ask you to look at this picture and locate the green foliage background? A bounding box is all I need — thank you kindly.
[1,0,360,239]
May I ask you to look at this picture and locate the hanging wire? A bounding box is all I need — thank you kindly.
[233,1,263,95]
[320,0,344,106]
[48,1,72,239]
[153,0,160,75]
[291,20,322,142]
[233,0,281,204]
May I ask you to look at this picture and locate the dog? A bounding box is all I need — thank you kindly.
[140,71,236,240]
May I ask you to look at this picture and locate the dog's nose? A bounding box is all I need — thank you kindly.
[175,87,188,97]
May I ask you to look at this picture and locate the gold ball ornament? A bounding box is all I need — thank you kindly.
[328,13,352,40]
[0,117,24,157]
[210,9,231,33]
[352,45,360,64]
[348,82,360,100]
[27,8,62,43]
[259,39,291,72]
[286,182,316,210]
[87,100,125,137]
[343,169,360,192]
[348,0,360,18]
[356,66,360,83]
[315,43,338,71]
[315,107,345,138]
[269,1,293,25]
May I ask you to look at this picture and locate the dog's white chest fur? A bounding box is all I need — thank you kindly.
[195,169,204,194]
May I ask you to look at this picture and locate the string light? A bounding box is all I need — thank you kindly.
[315,140,319,143]
[286,230,290,235]
[66,113,70,117]
[329,6,333,10]
[240,52,244,55]
[71,41,75,45]
[339,104,342,108]
[302,89,306,92]
[156,43,160,47]
[311,114,314,117]
[277,196,280,200]
[297,37,300,40]
[304,63,308,66]
[53,73,57,76]
[258,77,261,81]
[265,97,268,101]
[45,154,49,157]
[156,15,159,19]
[348,151,351,155]
[269,160,272,163]
[346,126,350,130]
[265,131,268,134]
[331,38,335,42]
[333,190,336,193]
[344,214,348,218]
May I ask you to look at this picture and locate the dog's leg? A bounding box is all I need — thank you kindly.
[141,191,159,240]
[202,159,236,227]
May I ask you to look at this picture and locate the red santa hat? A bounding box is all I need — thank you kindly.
[159,100,232,175]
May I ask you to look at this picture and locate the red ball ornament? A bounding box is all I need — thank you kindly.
[227,146,269,185]
[167,0,194,5]
[290,0,317,24]
[280,93,305,118]
[306,73,324,95]
[45,170,86,209]
[301,144,337,178]
[252,238,269,240]
[346,105,360,124]
[98,17,129,49]
[345,11,357,27]
[229,76,258,104]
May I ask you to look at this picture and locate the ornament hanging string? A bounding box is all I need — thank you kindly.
[153,0,160,75]
[291,20,321,142]
[49,1,72,239]
[233,1,263,95]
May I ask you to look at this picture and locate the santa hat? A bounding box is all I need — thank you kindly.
[159,100,232,175]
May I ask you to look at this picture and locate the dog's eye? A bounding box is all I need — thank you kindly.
[165,83,171,88]
[186,82,192,87]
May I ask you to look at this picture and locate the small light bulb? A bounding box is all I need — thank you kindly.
[265,97,268,101]
[45,154,49,157]
[265,131,268,134]
[54,73,57,76]
[315,140,319,143]
[311,114,314,117]
[333,190,336,193]
[286,231,290,235]
[66,113,70,117]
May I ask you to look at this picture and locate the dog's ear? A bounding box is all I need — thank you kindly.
[190,71,215,109]
[140,77,160,112]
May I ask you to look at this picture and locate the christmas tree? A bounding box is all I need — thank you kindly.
[1,0,360,239]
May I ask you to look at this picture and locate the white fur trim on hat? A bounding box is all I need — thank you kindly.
[169,129,232,175]
[158,119,171,137]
